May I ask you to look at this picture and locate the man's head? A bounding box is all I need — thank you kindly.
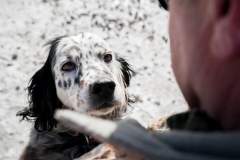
[159,0,240,130]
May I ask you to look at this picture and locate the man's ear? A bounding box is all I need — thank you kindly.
[116,55,132,87]
[210,0,240,60]
[210,24,240,60]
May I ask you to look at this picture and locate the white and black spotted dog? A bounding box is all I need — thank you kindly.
[17,32,132,160]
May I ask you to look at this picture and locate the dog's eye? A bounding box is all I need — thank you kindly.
[62,62,75,71]
[103,54,112,62]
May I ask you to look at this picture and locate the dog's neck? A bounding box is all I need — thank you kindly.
[28,107,125,158]
[29,124,99,159]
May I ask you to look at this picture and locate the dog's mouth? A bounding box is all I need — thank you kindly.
[87,100,121,116]
[95,102,116,110]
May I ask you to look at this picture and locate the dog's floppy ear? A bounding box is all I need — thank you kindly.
[17,37,64,132]
[116,55,132,87]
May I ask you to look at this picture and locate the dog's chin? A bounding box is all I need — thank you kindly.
[87,102,120,116]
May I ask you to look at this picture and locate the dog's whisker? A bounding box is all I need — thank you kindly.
[63,93,77,108]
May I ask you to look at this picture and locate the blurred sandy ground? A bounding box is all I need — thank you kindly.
[0,0,187,159]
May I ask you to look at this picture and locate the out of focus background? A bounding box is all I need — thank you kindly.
[0,0,187,159]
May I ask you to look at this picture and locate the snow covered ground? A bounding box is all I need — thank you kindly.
[0,0,187,159]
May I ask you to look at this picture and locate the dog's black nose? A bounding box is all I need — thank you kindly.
[91,81,116,98]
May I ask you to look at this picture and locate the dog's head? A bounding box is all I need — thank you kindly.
[17,32,132,132]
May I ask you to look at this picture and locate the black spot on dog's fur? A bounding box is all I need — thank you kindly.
[58,80,62,88]
[75,76,80,84]
[78,69,83,77]
[68,79,71,88]
[67,55,72,60]
[89,51,92,56]
[97,53,102,59]
[94,43,99,48]
[74,69,82,85]
[75,56,80,63]
[64,80,68,89]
